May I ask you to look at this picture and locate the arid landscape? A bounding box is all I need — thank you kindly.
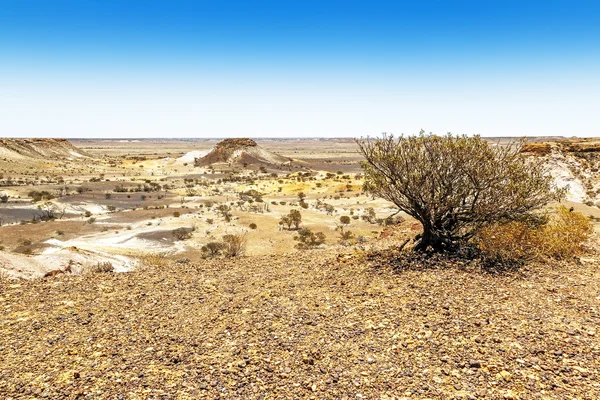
[2,1,599,398]
[1,137,600,398]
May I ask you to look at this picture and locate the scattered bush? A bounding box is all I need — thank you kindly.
[249,223,257,229]
[294,228,326,249]
[173,211,181,218]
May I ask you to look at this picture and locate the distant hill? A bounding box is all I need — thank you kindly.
[194,138,291,168]
[0,138,89,160]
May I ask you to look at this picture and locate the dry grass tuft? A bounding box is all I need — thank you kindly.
[139,252,170,268]
[477,206,593,263]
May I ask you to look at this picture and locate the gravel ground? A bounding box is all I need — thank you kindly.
[1,248,600,399]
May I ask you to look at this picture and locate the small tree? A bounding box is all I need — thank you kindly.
[289,209,302,229]
[280,209,302,230]
[357,132,563,252]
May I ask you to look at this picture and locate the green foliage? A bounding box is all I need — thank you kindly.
[357,132,564,252]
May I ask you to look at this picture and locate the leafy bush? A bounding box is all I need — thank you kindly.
[249,223,257,229]
[357,132,563,252]
[294,228,326,249]
[476,206,593,264]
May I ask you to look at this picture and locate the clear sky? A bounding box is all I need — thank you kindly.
[0,0,599,138]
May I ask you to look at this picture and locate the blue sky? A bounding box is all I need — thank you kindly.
[0,0,599,138]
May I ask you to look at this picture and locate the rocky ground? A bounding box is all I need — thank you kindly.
[2,245,600,399]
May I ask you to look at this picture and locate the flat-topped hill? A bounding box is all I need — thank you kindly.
[194,138,291,167]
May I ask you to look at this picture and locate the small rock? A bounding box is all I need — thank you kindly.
[469,360,482,369]
[499,370,512,381]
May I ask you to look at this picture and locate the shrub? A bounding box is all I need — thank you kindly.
[91,262,114,273]
[249,223,257,229]
[339,229,354,242]
[534,206,593,259]
[357,132,563,252]
[173,211,181,217]
[222,233,247,257]
[476,206,593,263]
[87,217,96,224]
[172,227,193,241]
[28,190,55,202]
[201,242,225,257]
[294,228,326,249]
